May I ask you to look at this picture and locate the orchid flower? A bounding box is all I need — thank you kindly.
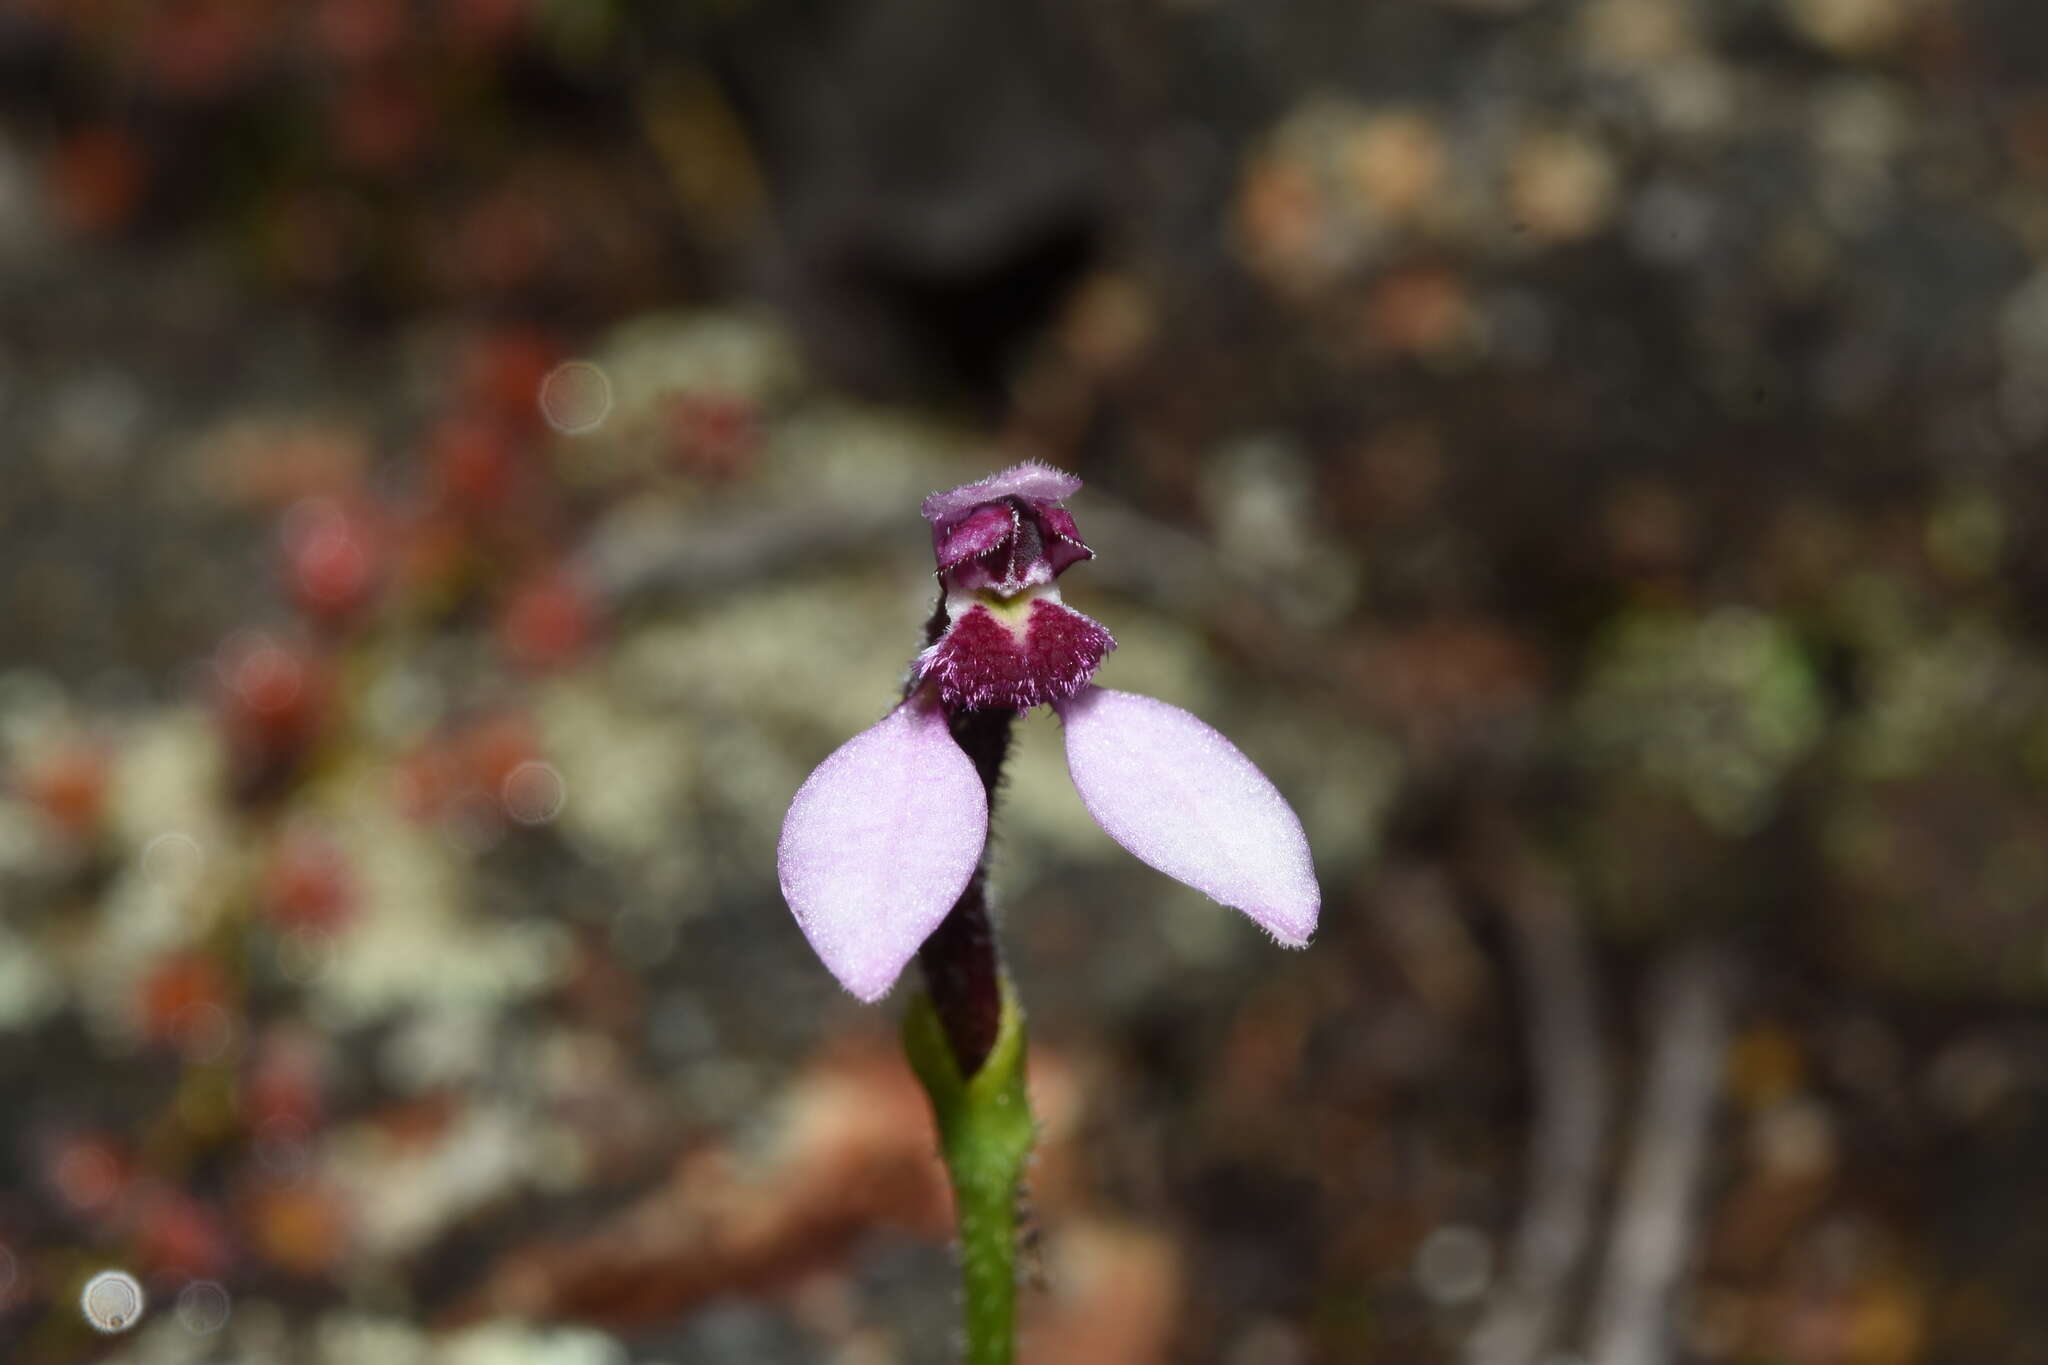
[778,462,1320,1001]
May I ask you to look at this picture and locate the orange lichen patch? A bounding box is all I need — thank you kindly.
[1235,156,1326,286]
[426,414,524,515]
[1362,266,1479,362]
[246,1182,348,1277]
[47,1134,129,1215]
[139,954,232,1050]
[497,569,597,671]
[371,1092,465,1150]
[262,830,357,933]
[461,711,543,794]
[132,1186,232,1278]
[282,498,385,624]
[20,739,111,839]
[462,327,563,426]
[48,127,145,237]
[395,710,543,827]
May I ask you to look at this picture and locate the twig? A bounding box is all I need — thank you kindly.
[1586,947,1728,1365]
[1464,833,1611,1365]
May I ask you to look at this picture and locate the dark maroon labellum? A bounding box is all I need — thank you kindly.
[918,596,1115,711]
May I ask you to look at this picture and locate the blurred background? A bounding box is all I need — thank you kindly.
[2,0,2047,1361]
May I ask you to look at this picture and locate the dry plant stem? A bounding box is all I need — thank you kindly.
[1588,947,1728,1365]
[1466,842,1611,1365]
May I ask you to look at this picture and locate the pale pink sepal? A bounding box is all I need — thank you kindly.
[1057,686,1319,945]
[920,461,1083,527]
[777,701,988,1000]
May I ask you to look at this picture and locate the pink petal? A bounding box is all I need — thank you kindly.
[1058,687,1319,945]
[935,502,1019,569]
[778,702,988,1000]
[1035,504,1094,578]
[920,461,1083,528]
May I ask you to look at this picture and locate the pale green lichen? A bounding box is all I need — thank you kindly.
[1842,620,2045,779]
[1577,607,1825,832]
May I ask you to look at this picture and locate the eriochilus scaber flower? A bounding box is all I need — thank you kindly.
[777,461,1320,1003]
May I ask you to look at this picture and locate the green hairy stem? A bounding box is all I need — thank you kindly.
[903,976,1036,1365]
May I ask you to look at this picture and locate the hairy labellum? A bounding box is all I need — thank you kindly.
[916,590,1115,711]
